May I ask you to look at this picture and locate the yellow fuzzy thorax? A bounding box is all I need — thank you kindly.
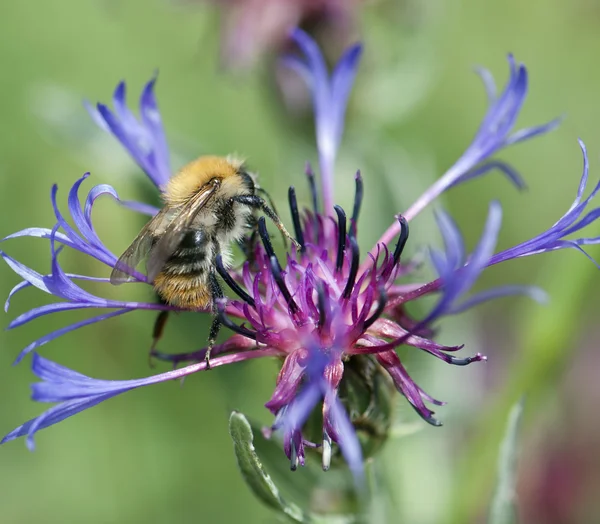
[163,156,244,206]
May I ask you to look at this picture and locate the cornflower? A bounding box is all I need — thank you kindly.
[2,29,596,484]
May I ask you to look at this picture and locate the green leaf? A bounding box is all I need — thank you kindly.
[487,399,525,524]
[229,411,307,523]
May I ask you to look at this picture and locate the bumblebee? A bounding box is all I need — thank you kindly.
[111,155,296,365]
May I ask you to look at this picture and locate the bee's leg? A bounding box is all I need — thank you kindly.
[206,271,224,370]
[149,292,170,366]
[151,311,170,352]
[230,195,300,249]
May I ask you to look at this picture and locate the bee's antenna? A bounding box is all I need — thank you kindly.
[256,186,289,248]
[231,195,301,250]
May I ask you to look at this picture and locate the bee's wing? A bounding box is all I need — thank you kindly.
[145,179,221,283]
[110,207,173,285]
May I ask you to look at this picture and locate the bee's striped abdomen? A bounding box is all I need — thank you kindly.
[152,231,213,309]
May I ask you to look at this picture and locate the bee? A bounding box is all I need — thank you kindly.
[110,155,297,366]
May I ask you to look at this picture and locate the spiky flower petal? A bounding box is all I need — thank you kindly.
[2,28,593,486]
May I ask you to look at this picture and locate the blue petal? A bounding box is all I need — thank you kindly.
[454,201,502,297]
[4,393,115,451]
[89,77,171,188]
[329,43,363,157]
[489,140,600,266]
[504,117,563,146]
[449,285,548,314]
[8,303,110,329]
[2,227,73,246]
[285,29,362,211]
[13,309,130,365]
[5,274,109,313]
[474,66,497,103]
[1,252,52,295]
[280,381,323,437]
[326,394,364,486]
[434,209,465,272]
[1,352,220,449]
[139,76,170,183]
[451,160,527,191]
[404,55,558,220]
[119,199,160,217]
[425,202,502,323]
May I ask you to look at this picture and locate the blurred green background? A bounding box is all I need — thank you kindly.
[1,1,599,523]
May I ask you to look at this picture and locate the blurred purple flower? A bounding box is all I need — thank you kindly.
[191,0,363,69]
[2,29,594,483]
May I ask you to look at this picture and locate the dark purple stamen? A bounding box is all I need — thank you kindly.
[288,186,305,252]
[447,353,486,366]
[350,171,363,238]
[363,285,387,329]
[257,217,279,267]
[342,236,360,299]
[290,440,298,471]
[410,405,442,427]
[334,205,347,272]
[269,256,299,315]
[393,216,409,266]
[305,162,319,213]
[215,254,255,307]
[216,307,257,340]
[316,282,328,329]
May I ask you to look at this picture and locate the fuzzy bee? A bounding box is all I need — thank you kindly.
[111,156,297,365]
